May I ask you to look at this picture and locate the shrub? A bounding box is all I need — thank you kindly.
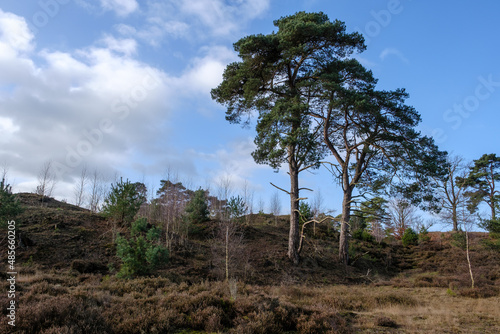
[352,229,374,242]
[115,219,168,278]
[375,316,398,328]
[451,231,466,249]
[418,226,431,243]
[102,178,146,226]
[131,217,148,235]
[0,178,22,227]
[183,188,209,225]
[401,228,418,247]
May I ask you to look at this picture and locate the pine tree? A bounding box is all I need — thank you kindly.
[102,178,146,226]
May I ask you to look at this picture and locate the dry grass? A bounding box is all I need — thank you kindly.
[2,272,498,333]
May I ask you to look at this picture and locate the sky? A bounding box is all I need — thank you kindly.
[0,0,499,223]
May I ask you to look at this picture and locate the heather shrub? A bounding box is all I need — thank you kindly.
[297,312,349,334]
[16,295,111,333]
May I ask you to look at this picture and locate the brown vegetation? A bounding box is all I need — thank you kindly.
[0,195,499,333]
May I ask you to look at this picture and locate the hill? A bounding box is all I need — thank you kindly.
[0,195,499,333]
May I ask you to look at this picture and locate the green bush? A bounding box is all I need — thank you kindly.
[451,231,466,249]
[401,228,418,247]
[131,217,148,235]
[352,229,374,242]
[183,188,209,225]
[116,218,168,278]
[0,178,22,227]
[418,227,431,243]
[102,178,146,226]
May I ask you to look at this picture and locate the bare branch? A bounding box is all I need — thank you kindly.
[270,182,290,195]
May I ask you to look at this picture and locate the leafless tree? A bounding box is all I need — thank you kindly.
[216,175,233,220]
[270,191,281,226]
[241,180,254,224]
[257,196,265,214]
[311,189,325,235]
[211,220,249,281]
[88,169,105,213]
[387,198,422,239]
[73,165,88,207]
[434,155,472,231]
[35,160,58,204]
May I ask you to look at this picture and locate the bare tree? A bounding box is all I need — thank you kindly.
[270,191,281,226]
[36,160,58,204]
[211,220,249,281]
[435,156,472,231]
[311,189,325,236]
[241,180,254,224]
[216,175,233,220]
[88,169,105,213]
[73,165,88,207]
[387,198,421,239]
[257,196,265,214]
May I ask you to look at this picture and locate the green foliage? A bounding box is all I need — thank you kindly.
[298,201,313,225]
[102,178,146,226]
[460,153,500,226]
[451,231,467,249]
[146,225,161,241]
[479,218,500,234]
[131,217,148,236]
[115,218,168,278]
[401,228,418,247]
[0,178,22,226]
[183,188,209,225]
[418,226,431,243]
[352,229,374,242]
[227,195,247,221]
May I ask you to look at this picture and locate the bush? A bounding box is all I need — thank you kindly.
[352,229,374,242]
[0,178,22,227]
[183,188,209,225]
[116,219,168,278]
[401,228,418,247]
[102,178,146,226]
[418,227,431,243]
[451,231,466,249]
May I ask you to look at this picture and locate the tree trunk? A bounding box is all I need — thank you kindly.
[225,225,229,282]
[452,206,458,232]
[339,187,352,265]
[288,164,300,265]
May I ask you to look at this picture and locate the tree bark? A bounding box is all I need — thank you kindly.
[339,187,352,265]
[288,163,300,265]
[452,206,458,232]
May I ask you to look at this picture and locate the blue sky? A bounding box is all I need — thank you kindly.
[0,0,499,221]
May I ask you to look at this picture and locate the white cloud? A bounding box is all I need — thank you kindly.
[177,45,236,95]
[100,0,139,16]
[116,0,270,46]
[379,48,409,64]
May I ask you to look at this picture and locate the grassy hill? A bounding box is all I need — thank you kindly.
[0,194,499,333]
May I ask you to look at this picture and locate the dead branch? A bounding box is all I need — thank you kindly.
[270,182,290,195]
